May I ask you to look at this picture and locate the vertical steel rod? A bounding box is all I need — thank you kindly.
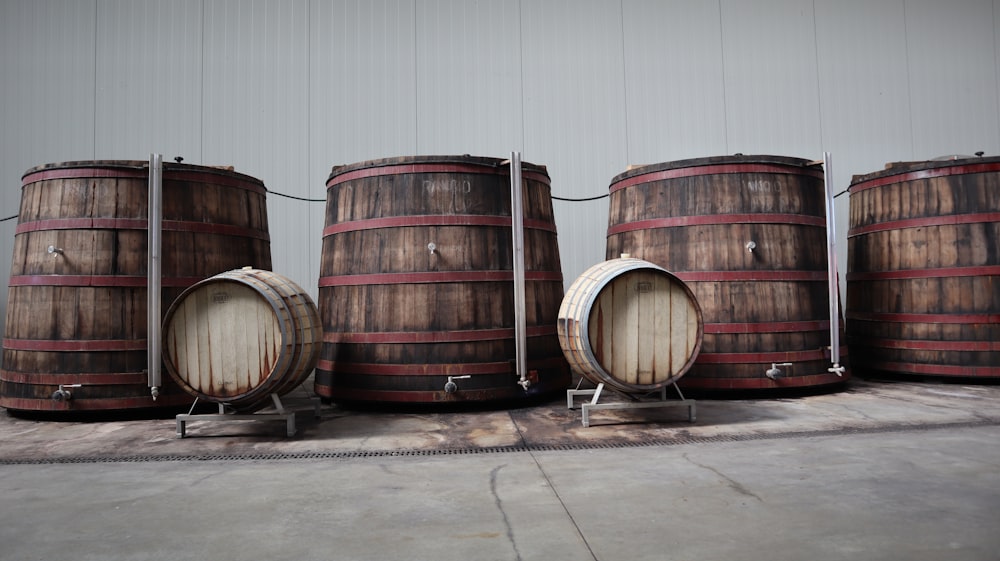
[823,152,845,376]
[510,152,529,390]
[148,153,163,398]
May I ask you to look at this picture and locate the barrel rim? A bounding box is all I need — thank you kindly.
[610,154,821,185]
[848,155,1000,187]
[22,160,266,187]
[327,154,549,182]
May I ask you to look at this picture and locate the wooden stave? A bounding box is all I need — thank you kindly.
[316,155,569,404]
[847,157,1000,379]
[1,161,271,413]
[606,155,847,390]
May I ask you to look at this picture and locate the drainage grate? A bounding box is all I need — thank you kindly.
[2,419,997,466]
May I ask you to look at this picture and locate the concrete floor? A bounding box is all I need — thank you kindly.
[0,378,998,560]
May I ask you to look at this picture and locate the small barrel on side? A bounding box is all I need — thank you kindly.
[847,156,1000,379]
[558,257,703,394]
[162,268,321,412]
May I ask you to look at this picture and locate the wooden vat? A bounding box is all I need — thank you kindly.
[606,155,848,391]
[558,257,702,393]
[1,161,271,413]
[162,268,320,412]
[316,155,570,404]
[847,157,1000,379]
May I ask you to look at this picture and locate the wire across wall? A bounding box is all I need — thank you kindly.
[0,187,606,225]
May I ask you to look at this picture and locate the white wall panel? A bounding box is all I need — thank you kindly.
[0,0,98,348]
[814,0,913,290]
[309,1,418,294]
[720,0,823,157]
[310,0,418,168]
[202,0,313,292]
[415,0,524,156]
[815,0,912,172]
[622,0,728,163]
[905,0,1000,158]
[93,0,203,160]
[521,0,627,284]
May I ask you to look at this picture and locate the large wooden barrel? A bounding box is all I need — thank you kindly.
[606,155,848,391]
[1,161,271,413]
[316,155,570,404]
[162,268,320,411]
[847,156,1000,379]
[558,257,702,393]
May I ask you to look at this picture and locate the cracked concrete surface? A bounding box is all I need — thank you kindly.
[0,378,999,560]
[681,452,764,502]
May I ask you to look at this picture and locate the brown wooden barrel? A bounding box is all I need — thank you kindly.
[1,160,271,413]
[558,257,702,393]
[316,155,570,404]
[606,155,848,391]
[162,268,320,412]
[847,157,1000,379]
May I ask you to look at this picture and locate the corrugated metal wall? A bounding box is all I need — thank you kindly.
[2,0,999,347]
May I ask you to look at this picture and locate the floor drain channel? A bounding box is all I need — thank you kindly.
[2,419,997,466]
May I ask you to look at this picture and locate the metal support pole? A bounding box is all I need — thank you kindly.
[148,154,163,399]
[510,152,529,390]
[823,152,845,377]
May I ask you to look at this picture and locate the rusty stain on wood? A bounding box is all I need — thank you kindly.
[162,269,320,412]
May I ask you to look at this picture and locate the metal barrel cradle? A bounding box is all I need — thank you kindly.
[566,381,696,428]
[175,394,303,438]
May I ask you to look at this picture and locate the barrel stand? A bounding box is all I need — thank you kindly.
[176,394,315,438]
[567,382,696,428]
